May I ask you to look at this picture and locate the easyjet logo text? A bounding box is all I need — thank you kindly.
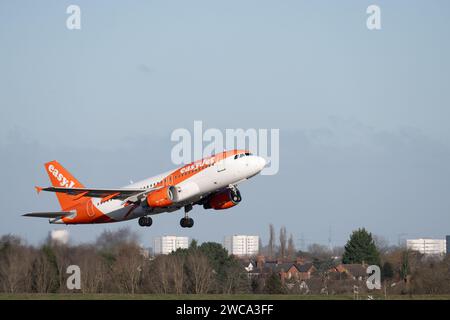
[180,157,215,174]
[48,164,76,188]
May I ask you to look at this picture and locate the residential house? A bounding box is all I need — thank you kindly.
[243,255,317,282]
[330,264,368,281]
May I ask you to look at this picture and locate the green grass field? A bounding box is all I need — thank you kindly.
[1,293,450,300]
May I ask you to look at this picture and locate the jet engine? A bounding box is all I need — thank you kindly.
[204,188,242,210]
[143,186,175,208]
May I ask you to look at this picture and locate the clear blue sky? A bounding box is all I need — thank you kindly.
[1,1,449,248]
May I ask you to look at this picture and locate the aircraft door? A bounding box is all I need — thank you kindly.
[216,151,226,173]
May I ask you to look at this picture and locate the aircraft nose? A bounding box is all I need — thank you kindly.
[256,156,266,171]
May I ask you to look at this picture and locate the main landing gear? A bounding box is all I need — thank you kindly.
[138,216,153,227]
[180,217,194,228]
[180,204,194,228]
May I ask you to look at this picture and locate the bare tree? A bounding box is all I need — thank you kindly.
[111,244,144,294]
[168,255,185,294]
[268,224,275,259]
[96,227,139,253]
[279,226,287,259]
[0,235,34,293]
[31,247,58,293]
[332,246,344,257]
[373,235,390,255]
[73,245,108,293]
[307,243,332,260]
[52,244,71,293]
[148,255,171,294]
[410,256,450,294]
[185,251,212,294]
[222,262,249,294]
[287,234,296,259]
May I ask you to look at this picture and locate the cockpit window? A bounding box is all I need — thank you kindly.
[235,152,252,159]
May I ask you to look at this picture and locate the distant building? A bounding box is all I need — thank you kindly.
[224,235,259,256]
[153,236,189,255]
[50,229,69,245]
[406,238,446,256]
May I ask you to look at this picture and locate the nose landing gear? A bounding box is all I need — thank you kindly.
[138,216,153,227]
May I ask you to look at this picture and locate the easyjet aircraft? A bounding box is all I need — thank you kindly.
[24,150,266,228]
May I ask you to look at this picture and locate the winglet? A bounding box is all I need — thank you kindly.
[35,186,43,194]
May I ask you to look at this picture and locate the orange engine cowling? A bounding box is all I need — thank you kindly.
[144,186,175,208]
[204,188,242,210]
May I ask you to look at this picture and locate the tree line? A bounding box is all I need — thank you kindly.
[1,227,450,295]
[0,229,252,294]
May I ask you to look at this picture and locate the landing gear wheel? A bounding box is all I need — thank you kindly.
[138,216,153,227]
[180,217,194,228]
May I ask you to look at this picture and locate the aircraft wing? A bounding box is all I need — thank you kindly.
[23,211,73,218]
[36,186,154,202]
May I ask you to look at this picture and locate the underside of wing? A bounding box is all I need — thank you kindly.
[39,187,146,201]
[36,186,163,204]
[23,211,73,218]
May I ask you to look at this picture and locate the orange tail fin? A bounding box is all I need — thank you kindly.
[44,160,87,211]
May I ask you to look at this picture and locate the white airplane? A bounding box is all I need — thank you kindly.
[24,150,266,228]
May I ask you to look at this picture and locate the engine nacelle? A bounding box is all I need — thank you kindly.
[144,186,175,208]
[204,188,242,210]
[172,182,200,203]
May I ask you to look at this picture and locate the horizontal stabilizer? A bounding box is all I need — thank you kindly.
[23,211,73,218]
